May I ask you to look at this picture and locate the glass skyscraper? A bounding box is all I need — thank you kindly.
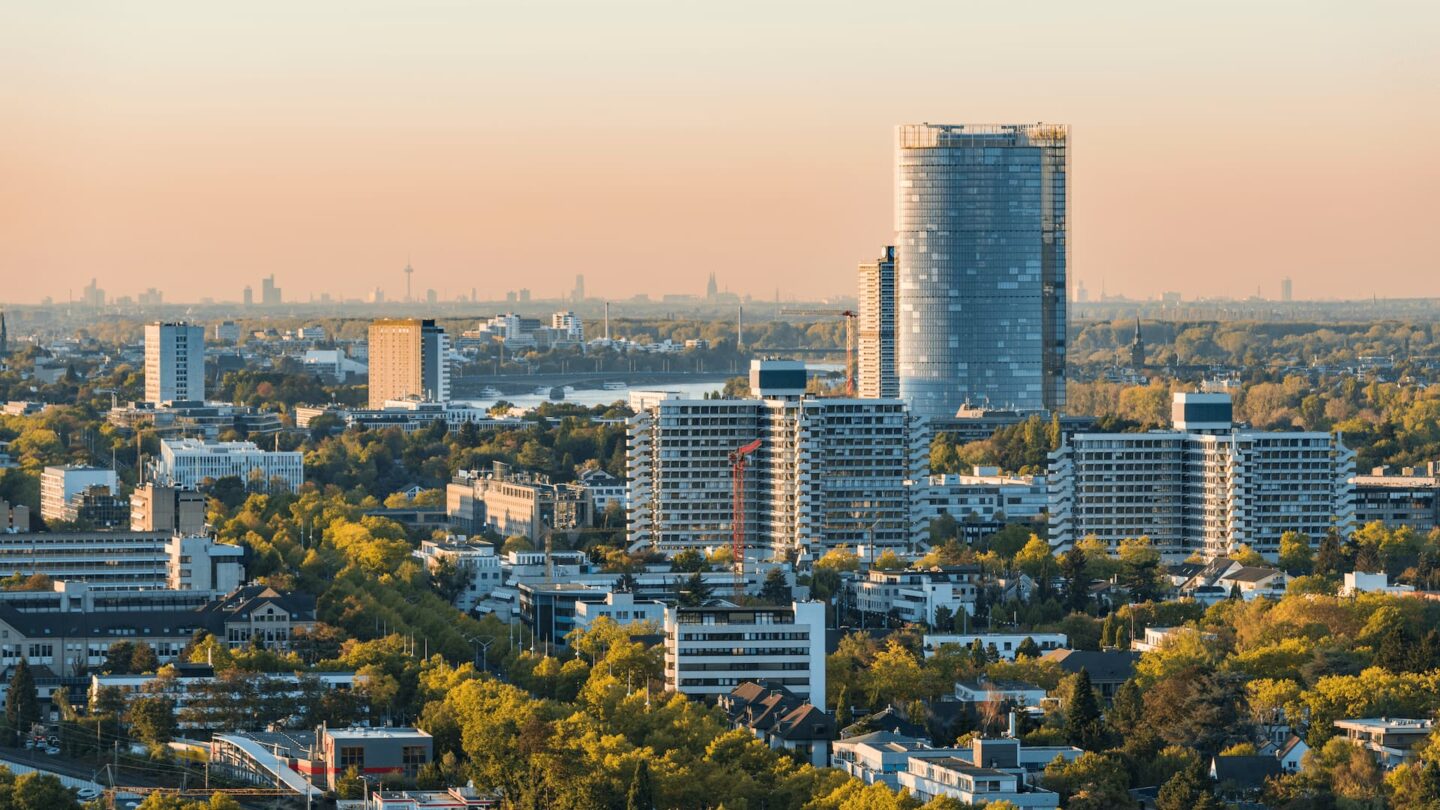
[894,123,1068,417]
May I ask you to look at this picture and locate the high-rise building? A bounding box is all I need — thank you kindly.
[261,274,282,306]
[894,123,1069,416]
[145,322,205,404]
[367,319,450,407]
[1047,393,1355,560]
[82,278,106,308]
[664,601,825,701]
[706,273,719,301]
[130,483,208,535]
[0,310,8,359]
[1129,319,1145,369]
[626,360,928,559]
[1281,277,1293,302]
[242,286,253,307]
[573,274,586,303]
[857,246,898,398]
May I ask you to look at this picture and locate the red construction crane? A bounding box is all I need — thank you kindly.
[780,308,858,395]
[730,438,763,587]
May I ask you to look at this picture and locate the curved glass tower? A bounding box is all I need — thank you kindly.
[894,123,1068,417]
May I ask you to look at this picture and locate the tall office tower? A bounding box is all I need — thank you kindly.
[83,278,106,308]
[627,361,927,559]
[0,310,7,358]
[518,289,531,303]
[261,274,282,305]
[857,246,898,398]
[145,322,205,404]
[367,319,450,407]
[894,123,1069,417]
[573,274,586,303]
[242,286,253,307]
[1281,277,1293,302]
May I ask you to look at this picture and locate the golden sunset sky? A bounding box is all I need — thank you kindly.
[3,1,1437,303]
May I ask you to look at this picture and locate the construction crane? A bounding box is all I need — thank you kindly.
[780,308,858,395]
[729,438,763,590]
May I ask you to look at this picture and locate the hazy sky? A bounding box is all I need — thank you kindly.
[3,1,1437,304]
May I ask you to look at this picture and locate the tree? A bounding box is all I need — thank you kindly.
[129,696,177,748]
[4,659,39,744]
[1061,547,1091,611]
[336,766,365,800]
[11,771,82,810]
[676,571,714,607]
[1156,761,1223,810]
[1015,636,1041,660]
[1315,531,1346,578]
[758,568,791,604]
[1279,531,1314,575]
[1063,669,1104,750]
[625,759,655,810]
[130,642,160,674]
[670,549,708,573]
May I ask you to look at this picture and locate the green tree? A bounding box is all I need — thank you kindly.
[758,568,791,604]
[4,659,39,744]
[676,571,714,607]
[1278,531,1314,575]
[1063,669,1104,750]
[1156,760,1222,810]
[625,759,655,810]
[129,696,177,748]
[1061,548,1091,611]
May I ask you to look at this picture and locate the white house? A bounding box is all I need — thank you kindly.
[922,633,1068,661]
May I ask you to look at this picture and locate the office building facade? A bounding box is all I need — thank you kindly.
[145,322,205,404]
[664,601,826,701]
[40,466,118,523]
[156,439,304,493]
[627,362,928,559]
[894,123,1068,416]
[367,319,450,408]
[1048,393,1355,559]
[857,245,899,399]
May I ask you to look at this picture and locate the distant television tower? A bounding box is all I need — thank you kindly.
[404,263,414,302]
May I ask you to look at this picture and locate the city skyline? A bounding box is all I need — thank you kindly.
[4,2,1437,305]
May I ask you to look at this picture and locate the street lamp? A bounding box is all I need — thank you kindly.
[466,635,495,673]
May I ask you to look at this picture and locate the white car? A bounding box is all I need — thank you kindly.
[76,788,102,801]
[43,746,60,755]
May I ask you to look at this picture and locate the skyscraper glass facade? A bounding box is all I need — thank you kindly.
[894,123,1068,416]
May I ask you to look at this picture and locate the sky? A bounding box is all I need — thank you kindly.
[2,1,1438,305]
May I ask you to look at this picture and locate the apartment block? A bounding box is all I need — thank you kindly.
[664,601,826,701]
[131,483,207,534]
[857,245,898,399]
[446,462,593,542]
[367,319,450,407]
[1352,464,1439,532]
[1048,393,1354,559]
[627,361,927,560]
[145,322,205,404]
[40,466,118,523]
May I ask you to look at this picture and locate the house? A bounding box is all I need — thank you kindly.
[1216,566,1288,600]
[1278,735,1309,773]
[1130,626,1216,653]
[1341,571,1415,596]
[1041,650,1140,702]
[897,750,1060,808]
[1334,718,1435,768]
[953,679,1047,710]
[719,682,836,767]
[1210,755,1282,798]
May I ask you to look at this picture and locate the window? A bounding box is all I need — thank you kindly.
[401,746,427,777]
[338,746,365,769]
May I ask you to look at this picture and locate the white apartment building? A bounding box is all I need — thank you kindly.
[573,591,665,632]
[1048,393,1355,559]
[551,311,584,342]
[145,322,205,403]
[664,601,826,701]
[156,439,304,493]
[854,567,980,625]
[412,538,503,612]
[627,360,928,559]
[40,465,118,522]
[916,468,1048,540]
[897,750,1059,808]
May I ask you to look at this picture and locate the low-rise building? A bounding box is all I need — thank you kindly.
[916,469,1048,542]
[1341,571,1415,596]
[39,466,118,523]
[319,727,433,790]
[155,438,303,492]
[1352,464,1439,532]
[519,581,608,645]
[922,634,1068,662]
[855,568,979,625]
[367,789,498,809]
[412,538,502,612]
[664,601,826,701]
[0,499,29,532]
[0,529,242,591]
[1042,649,1140,702]
[720,682,836,767]
[953,679,1048,709]
[576,468,626,513]
[1334,718,1435,769]
[108,401,282,441]
[447,463,592,541]
[897,747,1059,808]
[572,591,665,632]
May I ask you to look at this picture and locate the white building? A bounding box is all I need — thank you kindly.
[0,529,243,591]
[857,246,898,399]
[1333,718,1434,769]
[921,633,1068,662]
[573,591,665,632]
[854,567,980,625]
[1341,571,1415,597]
[916,468,1048,541]
[576,468,626,513]
[39,465,118,522]
[664,600,826,701]
[628,360,927,559]
[145,322,205,403]
[551,311,584,342]
[1048,392,1355,559]
[156,439,304,492]
[897,745,1059,808]
[412,538,502,612]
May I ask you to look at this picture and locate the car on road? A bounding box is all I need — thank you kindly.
[43,746,60,755]
[76,788,101,801]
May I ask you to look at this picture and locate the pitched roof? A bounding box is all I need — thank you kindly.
[1222,566,1283,584]
[1211,755,1282,788]
[1041,649,1141,682]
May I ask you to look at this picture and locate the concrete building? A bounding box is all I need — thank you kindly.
[0,500,29,533]
[894,123,1068,417]
[916,468,1048,542]
[411,538,502,612]
[551,311,583,342]
[446,463,593,542]
[130,483,207,535]
[108,400,283,441]
[857,245,898,399]
[627,360,928,559]
[854,567,980,625]
[155,439,303,493]
[319,727,432,790]
[40,466,118,523]
[145,322,205,404]
[922,633,1068,662]
[576,468,625,513]
[664,601,825,701]
[213,321,241,344]
[367,319,451,408]
[1048,393,1355,559]
[1333,718,1434,769]
[0,528,242,591]
[897,747,1059,808]
[519,581,608,644]
[1352,464,1439,532]
[572,591,665,633]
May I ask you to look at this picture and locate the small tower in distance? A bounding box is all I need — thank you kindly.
[404,263,415,303]
[0,310,8,359]
[1129,317,1145,369]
